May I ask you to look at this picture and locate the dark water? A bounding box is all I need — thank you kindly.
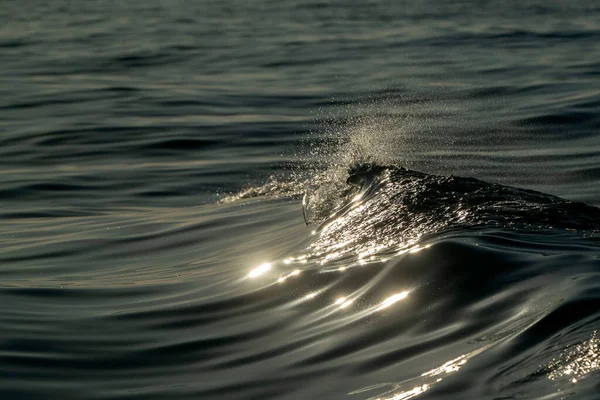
[2,1,600,399]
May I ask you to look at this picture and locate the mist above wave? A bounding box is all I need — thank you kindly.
[224,105,600,273]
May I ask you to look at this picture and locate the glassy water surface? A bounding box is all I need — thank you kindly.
[1,1,600,399]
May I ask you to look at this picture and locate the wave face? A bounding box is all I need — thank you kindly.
[299,163,600,266]
[224,163,600,400]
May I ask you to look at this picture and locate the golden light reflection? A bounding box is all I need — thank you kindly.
[321,251,342,265]
[285,254,309,264]
[340,299,353,308]
[332,296,354,309]
[277,269,301,283]
[387,384,429,400]
[547,330,599,383]
[351,345,492,400]
[248,262,272,278]
[377,291,409,311]
[335,297,347,305]
[409,244,431,254]
[422,355,467,376]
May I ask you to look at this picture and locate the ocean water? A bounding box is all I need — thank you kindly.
[1,1,600,399]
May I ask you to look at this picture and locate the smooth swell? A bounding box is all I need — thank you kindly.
[2,1,600,399]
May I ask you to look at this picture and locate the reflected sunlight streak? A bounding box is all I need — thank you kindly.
[351,344,494,400]
[340,299,353,308]
[248,262,272,278]
[335,297,347,305]
[377,291,409,311]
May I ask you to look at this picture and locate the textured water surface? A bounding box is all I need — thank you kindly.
[1,1,600,399]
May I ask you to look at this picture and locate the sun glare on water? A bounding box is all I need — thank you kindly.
[248,262,272,278]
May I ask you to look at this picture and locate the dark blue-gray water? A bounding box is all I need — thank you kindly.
[2,1,600,399]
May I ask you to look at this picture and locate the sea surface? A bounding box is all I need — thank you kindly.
[2,1,600,399]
